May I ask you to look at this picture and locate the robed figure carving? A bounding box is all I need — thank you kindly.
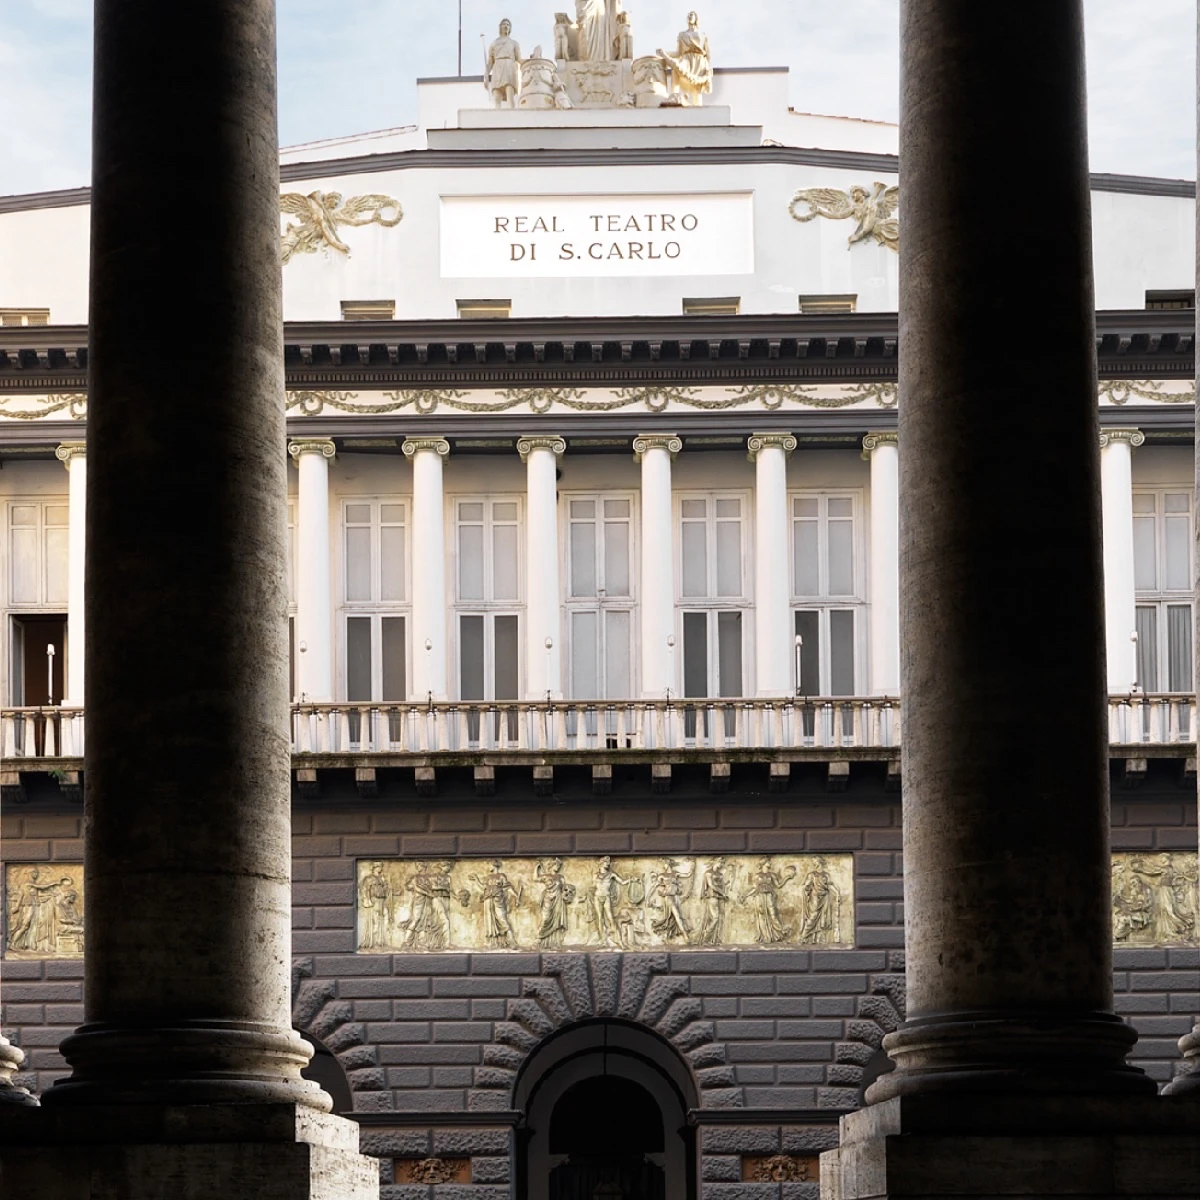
[575,0,622,61]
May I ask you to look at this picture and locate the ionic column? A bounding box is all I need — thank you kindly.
[288,438,335,702]
[635,435,681,697]
[56,441,87,707]
[518,436,566,698]
[403,437,450,700]
[748,433,796,697]
[1099,429,1143,692]
[873,0,1152,1101]
[863,432,900,695]
[43,0,326,1113]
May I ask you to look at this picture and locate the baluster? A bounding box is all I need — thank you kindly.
[438,706,452,753]
[1169,698,1181,743]
[653,705,665,751]
[1129,695,1144,744]
[892,703,901,746]
[518,706,531,751]
[22,713,36,758]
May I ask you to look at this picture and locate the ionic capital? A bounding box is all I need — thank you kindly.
[1098,429,1145,450]
[633,434,682,461]
[401,437,451,460]
[747,432,797,462]
[862,431,899,456]
[288,438,336,463]
[55,441,87,468]
[517,435,567,463]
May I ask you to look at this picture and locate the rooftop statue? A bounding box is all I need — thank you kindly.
[657,11,713,106]
[575,0,623,62]
[485,18,522,108]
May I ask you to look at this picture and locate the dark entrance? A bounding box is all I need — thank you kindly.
[548,1075,666,1200]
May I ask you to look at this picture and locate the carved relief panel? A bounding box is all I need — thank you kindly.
[4,863,84,960]
[1112,852,1198,946]
[357,854,855,953]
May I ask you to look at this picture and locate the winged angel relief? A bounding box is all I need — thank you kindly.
[789,182,899,252]
[279,191,403,264]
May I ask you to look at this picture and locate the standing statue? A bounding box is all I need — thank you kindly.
[486,19,522,108]
[358,862,392,949]
[589,855,632,947]
[613,11,634,60]
[697,857,731,946]
[797,857,842,944]
[575,0,621,62]
[553,13,572,60]
[658,11,712,106]
[536,858,576,948]
[650,859,693,941]
[741,859,797,944]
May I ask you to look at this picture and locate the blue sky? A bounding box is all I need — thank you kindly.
[1,0,1194,195]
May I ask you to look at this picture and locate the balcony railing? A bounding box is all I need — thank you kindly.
[0,695,1195,763]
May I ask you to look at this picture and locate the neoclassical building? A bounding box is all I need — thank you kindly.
[0,7,1197,1197]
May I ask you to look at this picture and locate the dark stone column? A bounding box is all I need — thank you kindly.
[870,0,1153,1100]
[42,0,322,1108]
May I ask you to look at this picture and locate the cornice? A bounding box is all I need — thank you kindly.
[747,432,797,460]
[516,435,566,462]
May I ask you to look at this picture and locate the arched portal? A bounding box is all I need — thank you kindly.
[516,1021,697,1200]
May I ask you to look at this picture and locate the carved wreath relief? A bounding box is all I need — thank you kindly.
[357,854,855,952]
[4,864,84,960]
[1112,853,1198,946]
[279,191,403,264]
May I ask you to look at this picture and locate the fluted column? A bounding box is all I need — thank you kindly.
[1099,429,1143,692]
[873,0,1152,1101]
[43,0,325,1110]
[403,437,450,701]
[288,438,335,703]
[863,433,900,695]
[635,435,681,697]
[56,442,87,707]
[749,433,796,697]
[519,436,566,698]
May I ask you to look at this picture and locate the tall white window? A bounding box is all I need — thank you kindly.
[678,494,748,702]
[791,493,864,696]
[341,499,409,702]
[565,495,634,699]
[1134,489,1192,693]
[456,498,522,703]
[8,501,69,705]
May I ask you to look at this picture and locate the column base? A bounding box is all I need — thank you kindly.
[1162,1024,1200,1097]
[0,1035,38,1106]
[0,1102,379,1199]
[820,1093,1200,1199]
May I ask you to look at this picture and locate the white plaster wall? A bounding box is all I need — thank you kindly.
[1130,445,1193,487]
[0,205,91,325]
[1091,191,1196,309]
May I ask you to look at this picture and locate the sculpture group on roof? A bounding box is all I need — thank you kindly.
[485,5,713,111]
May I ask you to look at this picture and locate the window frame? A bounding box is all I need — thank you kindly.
[1133,486,1193,694]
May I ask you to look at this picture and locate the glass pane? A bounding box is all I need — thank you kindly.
[795,610,820,696]
[570,519,597,597]
[715,499,740,519]
[717,611,742,698]
[345,504,370,524]
[793,498,818,519]
[570,500,595,518]
[830,609,856,696]
[682,612,709,698]
[10,528,37,604]
[381,617,406,700]
[45,527,68,605]
[494,615,519,700]
[458,524,484,600]
[1133,516,1157,591]
[682,499,706,519]
[716,520,741,596]
[1165,515,1190,591]
[1132,494,1155,514]
[1165,493,1190,514]
[459,615,485,701]
[492,524,519,600]
[493,502,518,522]
[828,498,852,519]
[381,503,404,523]
[570,611,599,698]
[1135,606,1158,692]
[459,502,483,521]
[605,499,630,518]
[345,526,372,601]
[605,610,631,699]
[681,521,707,597]
[828,520,854,595]
[346,617,372,701]
[604,518,630,596]
[1167,604,1193,692]
[380,525,405,601]
[10,506,36,528]
[793,520,819,596]
[45,506,68,527]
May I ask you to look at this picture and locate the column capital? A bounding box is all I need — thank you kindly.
[401,436,451,460]
[862,431,899,457]
[747,432,797,462]
[1098,428,1144,449]
[633,433,682,461]
[517,435,566,462]
[288,438,336,462]
[55,441,87,468]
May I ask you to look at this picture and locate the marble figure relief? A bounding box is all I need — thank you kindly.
[1112,852,1198,946]
[5,863,84,960]
[789,182,900,253]
[279,191,403,263]
[356,854,855,952]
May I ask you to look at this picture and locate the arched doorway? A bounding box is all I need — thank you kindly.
[516,1021,696,1200]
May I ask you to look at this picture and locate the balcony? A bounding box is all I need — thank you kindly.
[0,694,1193,800]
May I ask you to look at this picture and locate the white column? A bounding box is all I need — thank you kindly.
[863,432,900,695]
[56,441,87,707]
[518,436,566,699]
[403,437,450,701]
[749,433,797,696]
[288,438,336,702]
[635,434,681,698]
[1100,428,1143,692]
